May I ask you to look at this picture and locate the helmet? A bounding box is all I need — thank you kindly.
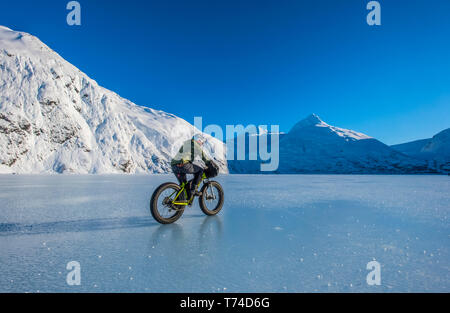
[192,133,206,145]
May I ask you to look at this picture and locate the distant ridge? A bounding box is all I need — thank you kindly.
[229,114,432,174]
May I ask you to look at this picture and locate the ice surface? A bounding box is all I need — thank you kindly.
[0,174,448,292]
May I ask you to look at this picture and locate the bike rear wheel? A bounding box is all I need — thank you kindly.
[199,181,224,216]
[150,183,186,224]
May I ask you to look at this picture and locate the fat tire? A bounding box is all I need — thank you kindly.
[150,183,185,224]
[199,181,224,216]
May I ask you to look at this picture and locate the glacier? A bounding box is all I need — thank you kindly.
[0,174,448,292]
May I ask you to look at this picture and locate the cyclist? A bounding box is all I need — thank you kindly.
[171,134,211,200]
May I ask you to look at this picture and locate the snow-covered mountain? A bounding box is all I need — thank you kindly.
[0,26,228,174]
[391,128,450,173]
[277,114,430,173]
[229,114,431,174]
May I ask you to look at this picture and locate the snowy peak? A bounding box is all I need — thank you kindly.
[302,113,324,125]
[1,26,45,53]
[290,113,327,131]
[289,114,371,141]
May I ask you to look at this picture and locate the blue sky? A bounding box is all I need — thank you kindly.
[1,0,449,144]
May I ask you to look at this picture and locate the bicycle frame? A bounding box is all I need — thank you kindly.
[171,173,209,206]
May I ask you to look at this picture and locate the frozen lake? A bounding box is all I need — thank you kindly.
[0,174,448,292]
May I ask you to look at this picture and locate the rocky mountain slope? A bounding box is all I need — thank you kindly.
[0,26,227,174]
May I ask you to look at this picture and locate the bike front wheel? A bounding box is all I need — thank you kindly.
[150,183,186,224]
[199,181,224,216]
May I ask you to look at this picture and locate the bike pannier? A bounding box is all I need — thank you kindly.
[205,160,220,178]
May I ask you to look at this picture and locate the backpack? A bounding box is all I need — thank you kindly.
[204,160,220,178]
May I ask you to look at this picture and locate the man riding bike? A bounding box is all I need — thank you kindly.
[171,134,211,200]
[150,134,223,224]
